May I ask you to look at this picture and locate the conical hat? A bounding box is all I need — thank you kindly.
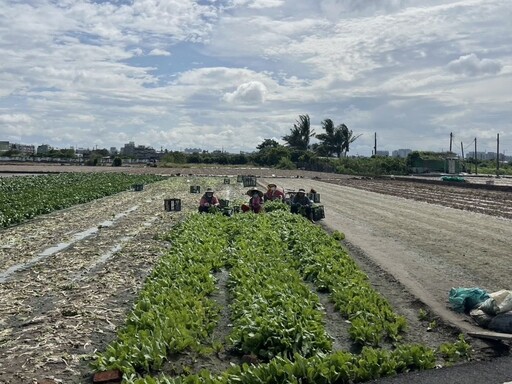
[246,189,263,197]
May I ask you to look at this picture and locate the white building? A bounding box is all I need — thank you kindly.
[392,149,412,158]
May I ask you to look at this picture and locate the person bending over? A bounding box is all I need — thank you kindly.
[291,188,314,222]
[198,187,220,213]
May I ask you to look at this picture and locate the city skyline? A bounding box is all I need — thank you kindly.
[2,138,510,162]
[1,1,511,156]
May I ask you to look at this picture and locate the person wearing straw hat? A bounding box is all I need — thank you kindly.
[264,183,284,202]
[242,188,264,213]
[291,188,314,222]
[198,187,220,213]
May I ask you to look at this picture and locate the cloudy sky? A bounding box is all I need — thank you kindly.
[0,0,511,156]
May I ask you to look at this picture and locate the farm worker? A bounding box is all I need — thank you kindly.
[244,188,264,213]
[198,187,220,213]
[291,188,314,222]
[308,188,318,202]
[264,183,285,202]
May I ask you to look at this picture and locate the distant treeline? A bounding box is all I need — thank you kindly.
[3,147,510,176]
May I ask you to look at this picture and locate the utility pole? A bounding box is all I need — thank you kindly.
[474,138,478,175]
[497,133,500,176]
[449,132,453,153]
[374,132,377,157]
[460,141,465,172]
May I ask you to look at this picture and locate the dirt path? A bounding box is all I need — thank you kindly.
[265,178,512,340]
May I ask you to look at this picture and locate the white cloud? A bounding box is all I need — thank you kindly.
[0,0,511,155]
[68,114,96,123]
[447,53,503,76]
[222,81,268,104]
[132,48,144,56]
[148,49,171,56]
[249,0,285,9]
[0,114,33,123]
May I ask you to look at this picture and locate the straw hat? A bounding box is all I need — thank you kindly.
[267,183,277,188]
[297,188,306,194]
[247,188,263,197]
[205,187,214,193]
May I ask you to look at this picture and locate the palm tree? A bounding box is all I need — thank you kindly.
[316,119,344,158]
[340,124,361,157]
[316,119,361,158]
[282,114,315,150]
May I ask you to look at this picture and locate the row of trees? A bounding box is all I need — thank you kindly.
[281,114,361,158]
[247,114,363,170]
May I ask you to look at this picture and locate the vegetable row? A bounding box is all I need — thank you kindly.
[226,214,332,360]
[276,211,407,346]
[93,210,471,382]
[0,172,167,227]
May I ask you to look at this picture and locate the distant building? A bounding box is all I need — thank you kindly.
[467,151,486,160]
[37,144,51,155]
[75,148,90,157]
[0,141,9,153]
[109,147,118,156]
[184,147,202,153]
[12,143,35,155]
[392,149,412,158]
[375,150,389,157]
[121,141,136,157]
[409,152,462,174]
[120,141,157,159]
[484,152,507,161]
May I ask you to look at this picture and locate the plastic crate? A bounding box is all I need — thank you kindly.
[284,191,297,205]
[164,199,181,212]
[190,185,201,193]
[222,208,233,217]
[242,176,257,187]
[308,193,320,203]
[132,184,144,192]
[312,205,325,221]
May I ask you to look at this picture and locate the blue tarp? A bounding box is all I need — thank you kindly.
[449,287,490,313]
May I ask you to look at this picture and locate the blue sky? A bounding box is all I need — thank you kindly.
[0,0,511,156]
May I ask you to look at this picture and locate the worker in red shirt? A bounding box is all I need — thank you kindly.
[198,187,220,213]
[264,183,285,202]
[241,188,264,213]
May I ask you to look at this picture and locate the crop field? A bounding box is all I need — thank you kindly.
[0,171,509,383]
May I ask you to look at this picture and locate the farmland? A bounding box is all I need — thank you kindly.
[0,173,168,228]
[0,169,511,383]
